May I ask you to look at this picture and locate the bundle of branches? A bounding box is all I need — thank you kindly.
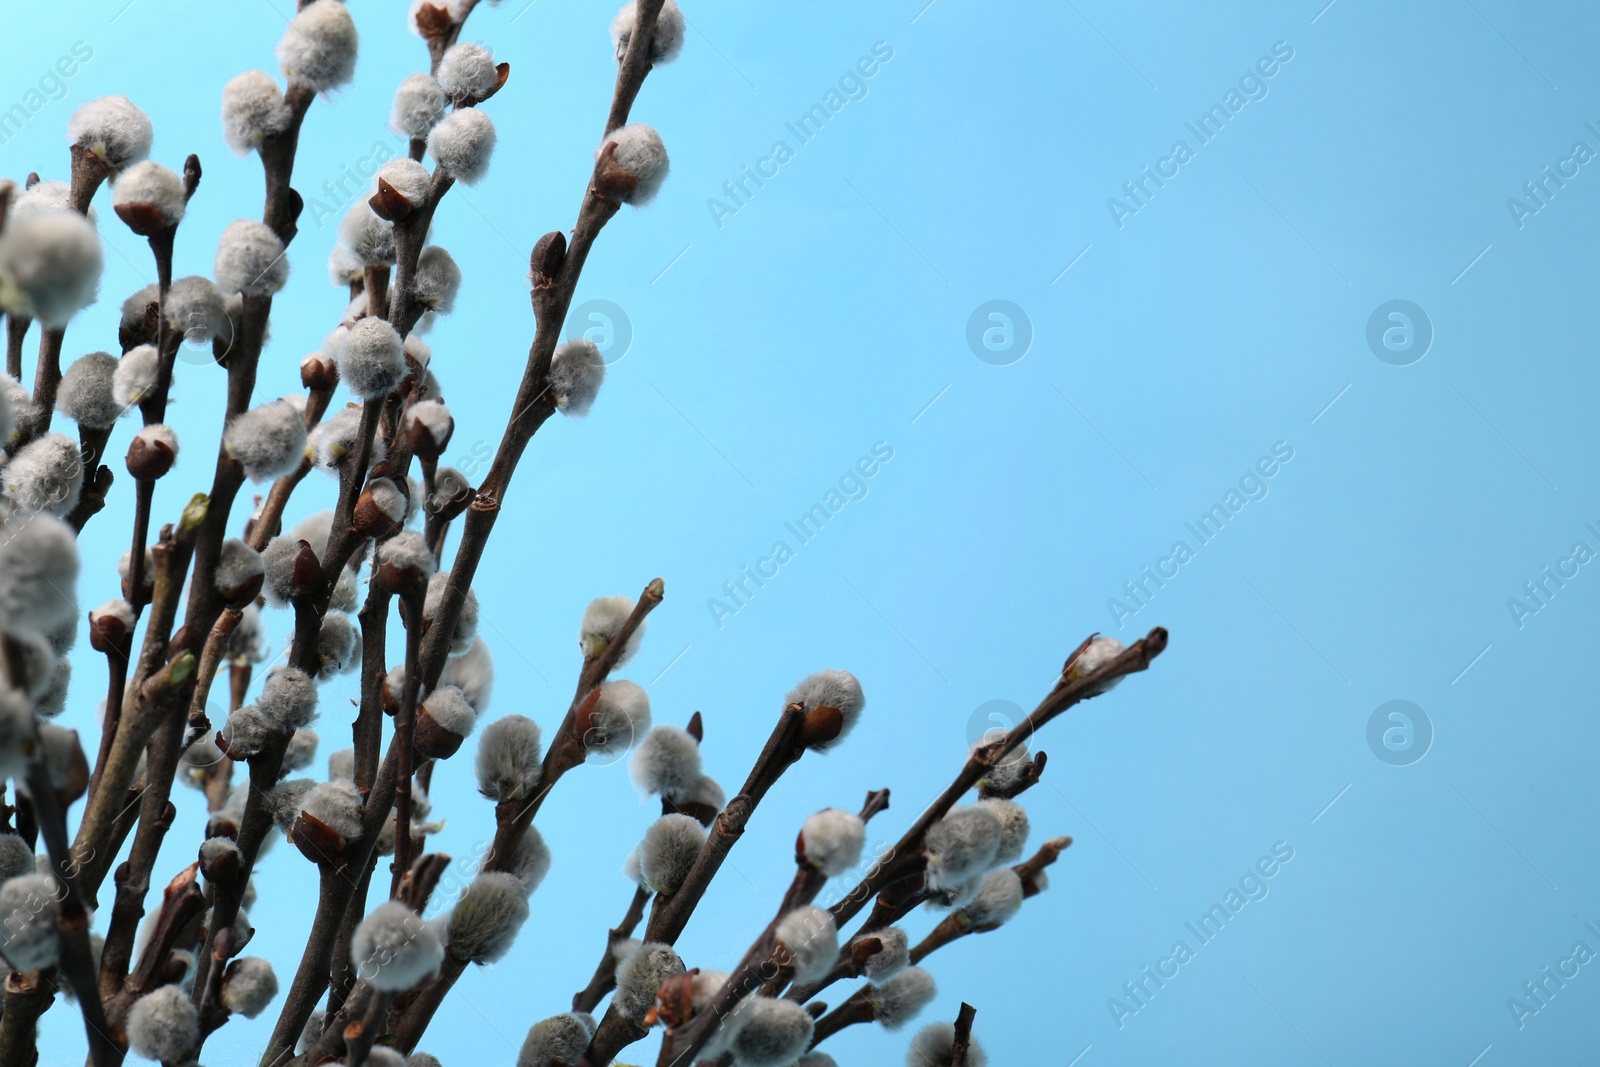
[0,2,1168,1065]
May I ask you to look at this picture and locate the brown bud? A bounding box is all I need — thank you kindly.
[381,669,405,716]
[47,728,89,806]
[206,812,240,841]
[88,607,130,654]
[352,476,406,539]
[412,1,453,40]
[427,474,474,523]
[183,153,202,201]
[289,809,347,864]
[529,230,566,291]
[654,970,697,1029]
[199,842,241,886]
[412,705,467,761]
[798,705,844,749]
[113,200,170,237]
[849,935,884,972]
[406,410,453,462]
[126,431,175,480]
[301,352,339,392]
[217,567,263,612]
[592,140,638,206]
[369,177,413,221]
[120,299,159,351]
[376,555,428,599]
[290,540,323,601]
[478,62,511,103]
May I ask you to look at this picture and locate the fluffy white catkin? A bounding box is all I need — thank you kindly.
[774,906,838,983]
[222,71,293,154]
[378,157,431,208]
[0,873,60,970]
[424,572,478,653]
[112,343,159,408]
[67,95,152,169]
[959,867,1024,929]
[0,510,80,636]
[415,245,461,313]
[611,0,686,63]
[907,1023,988,1067]
[871,967,937,1027]
[547,339,605,415]
[613,943,685,1022]
[731,997,815,1067]
[863,925,909,985]
[785,669,866,749]
[421,686,476,738]
[390,73,446,138]
[125,985,199,1063]
[258,665,318,728]
[799,808,866,876]
[220,956,279,1017]
[215,219,289,296]
[3,433,84,517]
[225,399,308,482]
[474,714,541,801]
[165,275,229,341]
[301,779,362,841]
[628,725,700,800]
[337,317,405,398]
[980,797,1029,864]
[0,212,103,327]
[427,107,497,185]
[1068,634,1125,693]
[437,42,499,101]
[339,202,396,266]
[518,1013,597,1067]
[351,901,444,991]
[113,160,186,226]
[578,594,643,662]
[276,0,359,92]
[495,825,552,896]
[599,123,670,204]
[585,679,651,756]
[0,834,34,883]
[213,538,264,602]
[55,352,120,428]
[637,813,705,895]
[923,804,1002,891]
[446,872,530,963]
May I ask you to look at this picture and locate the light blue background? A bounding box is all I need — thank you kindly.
[3,0,1598,1063]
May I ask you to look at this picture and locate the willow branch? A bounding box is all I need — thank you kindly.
[829,629,1167,932]
[949,1003,976,1067]
[414,0,666,694]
